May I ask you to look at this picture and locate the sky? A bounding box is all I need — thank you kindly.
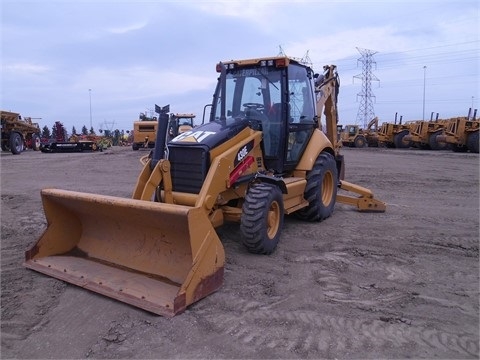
[1,0,479,134]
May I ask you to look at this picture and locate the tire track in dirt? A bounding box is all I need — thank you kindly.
[195,303,478,358]
[288,248,417,307]
[192,242,478,358]
[1,195,65,353]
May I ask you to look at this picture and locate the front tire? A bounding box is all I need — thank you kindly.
[295,152,337,222]
[240,183,284,255]
[32,134,41,151]
[354,135,367,148]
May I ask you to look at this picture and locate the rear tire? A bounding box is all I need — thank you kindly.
[295,152,337,222]
[240,183,284,255]
[9,132,23,154]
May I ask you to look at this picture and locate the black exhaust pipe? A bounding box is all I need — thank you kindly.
[151,104,170,169]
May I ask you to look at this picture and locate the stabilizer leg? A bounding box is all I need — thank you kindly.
[336,180,386,212]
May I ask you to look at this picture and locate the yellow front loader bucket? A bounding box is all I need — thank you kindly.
[24,189,225,317]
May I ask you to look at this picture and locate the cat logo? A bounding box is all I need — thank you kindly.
[171,130,215,143]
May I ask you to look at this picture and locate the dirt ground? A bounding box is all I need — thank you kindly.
[1,145,478,359]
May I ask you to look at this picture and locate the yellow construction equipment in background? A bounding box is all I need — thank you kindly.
[1,110,41,154]
[131,111,158,151]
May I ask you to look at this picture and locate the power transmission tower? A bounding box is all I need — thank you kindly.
[99,120,116,135]
[353,47,379,128]
[300,50,313,68]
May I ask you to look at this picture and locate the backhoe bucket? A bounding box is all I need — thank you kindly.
[24,189,225,317]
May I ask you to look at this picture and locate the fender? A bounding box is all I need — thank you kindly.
[295,129,334,171]
[255,174,288,194]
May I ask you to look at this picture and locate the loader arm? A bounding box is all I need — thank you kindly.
[133,158,173,203]
[132,104,174,202]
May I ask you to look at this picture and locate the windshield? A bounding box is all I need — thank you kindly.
[213,66,282,123]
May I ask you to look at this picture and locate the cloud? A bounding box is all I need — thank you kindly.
[72,65,216,101]
[283,26,415,66]
[106,21,148,35]
[1,0,477,131]
[2,63,51,75]
[184,0,270,19]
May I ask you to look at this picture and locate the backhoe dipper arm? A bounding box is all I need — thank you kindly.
[315,65,386,213]
[315,65,340,151]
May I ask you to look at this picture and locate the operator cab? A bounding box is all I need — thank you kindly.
[211,57,317,174]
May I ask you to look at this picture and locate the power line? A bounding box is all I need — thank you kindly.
[376,40,479,57]
[311,40,479,70]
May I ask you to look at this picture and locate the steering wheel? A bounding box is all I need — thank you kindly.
[243,103,265,112]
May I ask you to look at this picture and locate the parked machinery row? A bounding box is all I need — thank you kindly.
[338,109,479,153]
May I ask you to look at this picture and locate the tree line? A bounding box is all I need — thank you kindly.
[40,124,96,139]
[40,123,128,146]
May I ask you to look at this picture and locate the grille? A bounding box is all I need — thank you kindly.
[168,145,208,194]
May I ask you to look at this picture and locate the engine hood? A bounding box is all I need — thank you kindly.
[168,118,251,151]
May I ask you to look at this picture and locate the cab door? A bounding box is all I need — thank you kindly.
[284,64,316,168]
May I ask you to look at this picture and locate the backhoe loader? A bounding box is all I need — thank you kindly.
[25,56,386,317]
[167,113,195,141]
[339,117,379,148]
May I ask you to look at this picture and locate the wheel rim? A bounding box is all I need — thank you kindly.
[321,170,335,206]
[267,201,281,239]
